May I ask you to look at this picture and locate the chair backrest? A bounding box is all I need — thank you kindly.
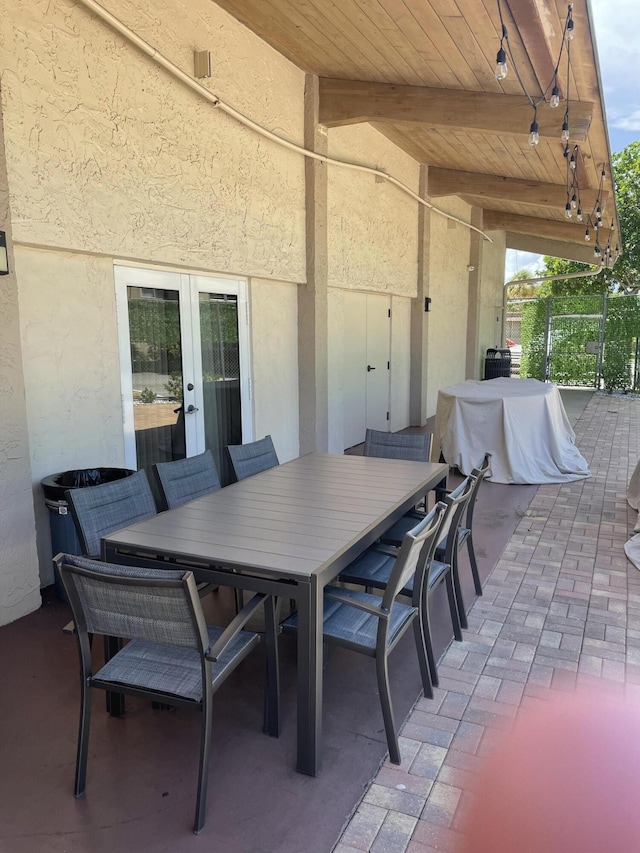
[227,435,279,481]
[363,429,432,462]
[466,452,492,529]
[66,469,157,559]
[382,502,447,611]
[56,555,209,683]
[439,475,478,564]
[153,450,221,510]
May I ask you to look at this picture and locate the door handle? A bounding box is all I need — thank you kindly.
[185,404,199,414]
[367,365,376,372]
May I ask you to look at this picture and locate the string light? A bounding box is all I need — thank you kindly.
[493,1,617,253]
[495,24,508,79]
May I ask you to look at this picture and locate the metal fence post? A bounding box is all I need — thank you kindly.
[543,297,552,382]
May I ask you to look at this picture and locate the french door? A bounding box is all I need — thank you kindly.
[115,265,252,486]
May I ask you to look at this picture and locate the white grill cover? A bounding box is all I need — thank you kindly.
[434,378,591,485]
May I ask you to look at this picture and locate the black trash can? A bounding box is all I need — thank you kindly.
[42,467,135,600]
[484,347,512,380]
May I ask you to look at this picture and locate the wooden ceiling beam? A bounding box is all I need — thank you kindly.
[506,233,602,266]
[319,78,593,141]
[429,167,606,210]
[507,0,564,99]
[483,209,611,245]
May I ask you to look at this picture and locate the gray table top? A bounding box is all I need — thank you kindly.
[103,453,448,582]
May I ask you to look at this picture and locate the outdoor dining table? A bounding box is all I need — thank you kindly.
[102,452,448,776]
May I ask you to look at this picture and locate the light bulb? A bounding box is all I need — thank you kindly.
[569,153,576,170]
[496,47,507,80]
[596,205,602,220]
[571,194,577,209]
[567,18,575,40]
[601,169,606,182]
[594,245,601,258]
[584,229,591,242]
[550,86,560,108]
[577,208,583,222]
[529,119,539,146]
[561,121,570,142]
[565,203,572,219]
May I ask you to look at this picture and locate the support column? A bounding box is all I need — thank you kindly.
[0,104,41,624]
[410,165,431,426]
[465,207,484,379]
[298,74,329,454]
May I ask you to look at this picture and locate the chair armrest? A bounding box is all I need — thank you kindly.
[325,586,389,619]
[206,592,267,661]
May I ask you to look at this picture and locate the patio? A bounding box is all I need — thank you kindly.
[337,390,640,852]
[0,390,636,852]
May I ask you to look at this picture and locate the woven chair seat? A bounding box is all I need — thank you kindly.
[283,586,415,651]
[96,626,259,701]
[340,545,450,595]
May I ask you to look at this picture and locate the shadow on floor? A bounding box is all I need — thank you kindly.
[0,458,542,853]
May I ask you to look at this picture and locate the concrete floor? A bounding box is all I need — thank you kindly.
[0,391,594,853]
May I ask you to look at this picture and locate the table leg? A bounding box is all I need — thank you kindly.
[296,577,323,776]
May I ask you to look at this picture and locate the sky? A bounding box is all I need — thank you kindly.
[505,0,640,280]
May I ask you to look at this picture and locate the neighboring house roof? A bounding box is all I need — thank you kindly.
[215,0,619,265]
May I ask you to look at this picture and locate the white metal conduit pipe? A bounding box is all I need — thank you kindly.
[504,264,604,287]
[75,0,493,243]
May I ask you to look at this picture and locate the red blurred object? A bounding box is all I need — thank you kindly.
[454,692,640,853]
[506,338,515,348]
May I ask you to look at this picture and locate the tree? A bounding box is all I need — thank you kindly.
[538,141,640,296]
[506,267,543,299]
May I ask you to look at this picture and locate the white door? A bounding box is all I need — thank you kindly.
[343,292,391,448]
[115,265,252,485]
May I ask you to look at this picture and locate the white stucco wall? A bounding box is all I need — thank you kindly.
[250,279,299,464]
[2,0,308,587]
[16,247,125,585]
[327,288,345,454]
[479,230,508,363]
[327,125,420,297]
[1,0,306,281]
[0,243,41,623]
[425,199,473,418]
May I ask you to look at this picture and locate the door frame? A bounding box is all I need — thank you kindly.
[114,263,253,470]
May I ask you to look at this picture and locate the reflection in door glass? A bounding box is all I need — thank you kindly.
[127,287,186,473]
[199,293,242,485]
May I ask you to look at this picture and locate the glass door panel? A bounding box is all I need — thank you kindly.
[198,292,242,485]
[127,286,186,475]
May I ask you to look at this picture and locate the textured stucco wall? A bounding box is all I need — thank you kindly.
[327,125,420,296]
[479,231,508,362]
[1,0,306,281]
[327,288,345,454]
[17,248,125,586]
[425,198,473,418]
[250,279,299,463]
[0,120,41,623]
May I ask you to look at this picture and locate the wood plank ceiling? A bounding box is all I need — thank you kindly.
[213,0,619,264]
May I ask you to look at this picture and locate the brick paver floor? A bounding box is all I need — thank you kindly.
[334,392,640,853]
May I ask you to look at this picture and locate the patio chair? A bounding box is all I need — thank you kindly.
[55,553,280,835]
[363,428,432,462]
[282,503,445,765]
[65,469,157,559]
[339,501,460,690]
[227,435,279,481]
[153,450,222,510]
[381,475,478,632]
